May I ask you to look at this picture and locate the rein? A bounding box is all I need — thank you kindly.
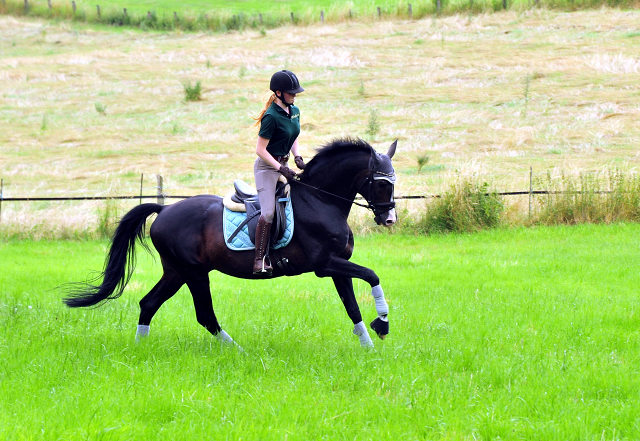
[290,178,374,210]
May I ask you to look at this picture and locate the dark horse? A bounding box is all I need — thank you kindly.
[64,138,397,348]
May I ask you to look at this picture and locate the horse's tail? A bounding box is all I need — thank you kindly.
[63,203,164,308]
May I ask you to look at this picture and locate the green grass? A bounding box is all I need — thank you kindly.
[2,224,640,439]
[4,0,640,32]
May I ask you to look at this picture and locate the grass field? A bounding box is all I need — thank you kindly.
[1,9,640,236]
[1,224,639,439]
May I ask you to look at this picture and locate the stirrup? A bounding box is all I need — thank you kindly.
[253,255,273,275]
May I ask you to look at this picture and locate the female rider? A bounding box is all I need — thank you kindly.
[252,70,306,276]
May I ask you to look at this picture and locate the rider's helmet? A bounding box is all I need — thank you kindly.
[270,70,305,99]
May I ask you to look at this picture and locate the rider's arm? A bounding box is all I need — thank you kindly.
[256,136,282,170]
[290,138,301,158]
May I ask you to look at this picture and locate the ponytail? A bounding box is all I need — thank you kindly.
[252,92,277,129]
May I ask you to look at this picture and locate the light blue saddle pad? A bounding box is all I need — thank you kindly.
[223,197,294,251]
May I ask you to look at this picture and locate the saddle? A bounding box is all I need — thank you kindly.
[223,178,290,246]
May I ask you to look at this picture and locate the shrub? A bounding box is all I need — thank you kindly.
[183,81,202,101]
[418,179,504,233]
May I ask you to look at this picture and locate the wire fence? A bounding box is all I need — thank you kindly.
[0,170,618,223]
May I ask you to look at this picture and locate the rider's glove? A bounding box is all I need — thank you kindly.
[294,156,306,170]
[279,165,299,181]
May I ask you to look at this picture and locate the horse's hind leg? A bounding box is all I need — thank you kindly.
[185,274,237,346]
[332,277,373,348]
[136,268,185,341]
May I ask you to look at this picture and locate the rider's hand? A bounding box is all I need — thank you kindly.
[279,165,299,181]
[294,156,306,170]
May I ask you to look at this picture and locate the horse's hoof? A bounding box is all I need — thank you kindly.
[370,316,389,339]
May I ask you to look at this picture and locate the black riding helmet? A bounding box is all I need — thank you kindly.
[270,70,304,106]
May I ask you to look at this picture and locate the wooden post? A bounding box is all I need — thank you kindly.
[96,4,100,18]
[259,13,263,25]
[123,8,127,17]
[72,0,75,13]
[503,0,507,9]
[529,167,533,218]
[349,9,352,19]
[377,7,381,19]
[0,179,3,223]
[437,0,441,14]
[408,3,412,19]
[139,173,143,205]
[320,10,324,23]
[48,0,52,9]
[24,0,28,13]
[156,175,165,206]
[173,11,178,21]
[147,11,151,20]
[290,12,294,23]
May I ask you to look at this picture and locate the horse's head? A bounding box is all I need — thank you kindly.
[360,140,398,227]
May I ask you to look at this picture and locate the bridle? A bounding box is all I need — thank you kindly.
[291,150,396,218]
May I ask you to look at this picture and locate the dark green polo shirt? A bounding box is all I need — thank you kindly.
[258,102,300,157]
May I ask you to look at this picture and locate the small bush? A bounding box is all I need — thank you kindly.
[95,102,107,115]
[418,179,504,234]
[366,109,380,138]
[417,155,430,172]
[183,81,202,101]
[96,198,119,239]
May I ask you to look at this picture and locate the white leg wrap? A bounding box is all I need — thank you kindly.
[215,330,234,344]
[135,325,150,342]
[371,285,389,317]
[353,321,374,348]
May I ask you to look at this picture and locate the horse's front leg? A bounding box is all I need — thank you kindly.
[332,277,373,348]
[316,255,390,342]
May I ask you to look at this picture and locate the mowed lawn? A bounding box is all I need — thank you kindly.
[1,223,639,439]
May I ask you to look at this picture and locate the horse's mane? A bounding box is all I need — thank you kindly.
[301,138,373,179]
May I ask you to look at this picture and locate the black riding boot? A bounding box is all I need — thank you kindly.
[253,215,273,276]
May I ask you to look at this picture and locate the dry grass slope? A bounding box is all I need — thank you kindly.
[1,9,640,236]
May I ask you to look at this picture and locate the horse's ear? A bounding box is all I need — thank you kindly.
[387,139,397,159]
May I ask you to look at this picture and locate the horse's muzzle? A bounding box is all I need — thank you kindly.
[375,208,397,227]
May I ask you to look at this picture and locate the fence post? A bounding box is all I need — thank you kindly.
[0,179,3,223]
[48,0,52,9]
[147,11,151,20]
[503,0,507,9]
[290,12,294,23]
[24,0,28,13]
[123,8,127,17]
[408,3,412,19]
[259,13,263,24]
[529,167,533,218]
[96,4,100,18]
[72,0,75,13]
[349,9,352,19]
[156,175,165,205]
[377,7,381,19]
[437,0,441,14]
[174,11,178,21]
[320,10,324,23]
[139,173,143,205]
